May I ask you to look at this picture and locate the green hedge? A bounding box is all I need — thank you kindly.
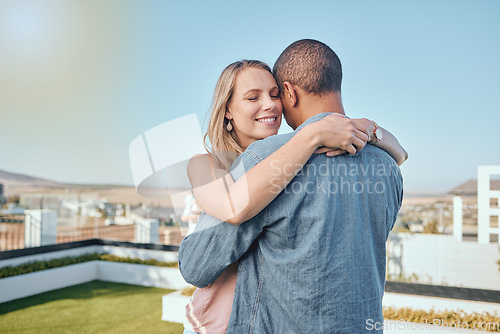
[99,254,178,268]
[0,253,178,279]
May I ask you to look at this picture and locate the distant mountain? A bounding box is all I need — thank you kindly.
[0,168,61,188]
[0,168,132,191]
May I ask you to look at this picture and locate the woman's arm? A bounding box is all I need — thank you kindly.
[374,127,408,165]
[187,114,368,225]
[350,119,408,166]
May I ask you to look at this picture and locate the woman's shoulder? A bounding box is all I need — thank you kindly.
[187,154,212,175]
[188,153,211,163]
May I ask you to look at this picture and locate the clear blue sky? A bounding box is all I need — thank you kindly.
[1,0,499,193]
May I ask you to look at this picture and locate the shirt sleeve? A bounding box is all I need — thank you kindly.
[178,150,267,288]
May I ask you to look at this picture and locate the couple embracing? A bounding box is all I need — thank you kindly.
[178,39,406,334]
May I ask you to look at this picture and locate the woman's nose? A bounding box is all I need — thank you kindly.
[263,96,275,110]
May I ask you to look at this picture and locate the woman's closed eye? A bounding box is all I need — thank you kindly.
[270,88,280,99]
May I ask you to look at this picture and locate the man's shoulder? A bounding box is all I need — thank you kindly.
[361,144,399,166]
[356,145,403,187]
[228,133,292,180]
[245,133,293,161]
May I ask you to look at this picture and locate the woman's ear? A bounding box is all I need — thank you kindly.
[283,82,297,107]
[225,107,232,120]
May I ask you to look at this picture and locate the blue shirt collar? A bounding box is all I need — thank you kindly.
[294,112,334,132]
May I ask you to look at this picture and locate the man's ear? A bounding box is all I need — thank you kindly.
[283,82,298,107]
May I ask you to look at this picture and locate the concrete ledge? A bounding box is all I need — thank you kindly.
[0,239,180,260]
[0,246,102,268]
[101,245,178,263]
[162,291,498,330]
[0,261,98,303]
[162,290,190,324]
[0,244,179,270]
[0,261,188,303]
[386,281,500,304]
[98,261,187,290]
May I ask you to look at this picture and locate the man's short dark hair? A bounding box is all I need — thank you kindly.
[273,39,342,95]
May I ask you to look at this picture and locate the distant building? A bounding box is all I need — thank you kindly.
[406,221,424,233]
[0,203,25,215]
[130,206,178,225]
[0,183,6,205]
[449,167,500,244]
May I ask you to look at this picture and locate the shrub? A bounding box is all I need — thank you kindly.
[384,307,499,332]
[181,286,196,296]
[99,254,178,267]
[0,253,101,278]
[387,272,421,283]
[423,220,439,234]
[0,253,178,279]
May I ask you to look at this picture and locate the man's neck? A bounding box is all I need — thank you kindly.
[296,91,344,126]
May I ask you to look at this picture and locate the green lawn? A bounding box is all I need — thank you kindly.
[0,280,184,334]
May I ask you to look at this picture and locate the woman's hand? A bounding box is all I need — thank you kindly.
[308,113,369,156]
[351,118,375,142]
[351,118,409,165]
[314,147,347,157]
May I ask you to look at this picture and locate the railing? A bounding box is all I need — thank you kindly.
[1,214,136,251]
[162,226,186,246]
[57,224,135,244]
[0,215,25,251]
[1,214,185,251]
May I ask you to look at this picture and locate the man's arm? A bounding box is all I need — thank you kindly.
[178,152,265,288]
[178,210,267,287]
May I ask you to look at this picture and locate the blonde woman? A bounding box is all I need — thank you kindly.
[182,60,406,334]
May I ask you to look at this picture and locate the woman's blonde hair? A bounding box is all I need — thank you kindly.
[204,60,272,170]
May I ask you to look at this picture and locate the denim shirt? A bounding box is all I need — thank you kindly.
[178,113,403,334]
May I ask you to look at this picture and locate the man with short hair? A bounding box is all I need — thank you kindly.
[179,39,403,333]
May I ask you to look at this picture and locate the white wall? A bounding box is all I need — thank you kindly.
[101,245,178,263]
[0,262,98,303]
[387,233,500,290]
[24,209,57,247]
[98,261,186,290]
[0,261,188,303]
[0,245,185,303]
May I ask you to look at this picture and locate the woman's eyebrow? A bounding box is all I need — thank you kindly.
[243,89,262,95]
[243,87,279,95]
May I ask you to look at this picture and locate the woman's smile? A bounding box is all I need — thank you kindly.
[255,116,278,125]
